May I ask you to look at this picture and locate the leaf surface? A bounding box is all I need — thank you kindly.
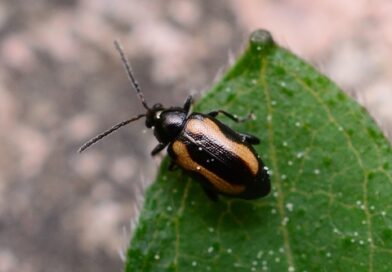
[125,30,392,272]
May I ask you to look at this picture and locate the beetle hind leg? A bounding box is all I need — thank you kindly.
[201,186,219,202]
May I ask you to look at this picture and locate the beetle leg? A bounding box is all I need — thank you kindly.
[151,142,167,156]
[208,110,254,123]
[239,133,260,145]
[168,160,178,171]
[201,186,219,202]
[183,95,193,114]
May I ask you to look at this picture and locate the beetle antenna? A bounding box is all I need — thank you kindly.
[78,113,146,153]
[114,40,150,110]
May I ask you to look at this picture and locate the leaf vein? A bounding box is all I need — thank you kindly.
[260,57,295,270]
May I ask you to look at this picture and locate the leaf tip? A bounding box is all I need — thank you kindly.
[249,29,275,53]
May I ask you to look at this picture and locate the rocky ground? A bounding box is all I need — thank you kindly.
[0,1,391,271]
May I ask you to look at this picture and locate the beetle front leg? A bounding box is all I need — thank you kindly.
[208,110,253,123]
[151,142,167,156]
[239,132,260,145]
[183,95,193,114]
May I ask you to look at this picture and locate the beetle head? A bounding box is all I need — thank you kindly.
[146,103,187,143]
[145,103,164,128]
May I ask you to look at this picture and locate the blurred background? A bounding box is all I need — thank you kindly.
[0,0,391,271]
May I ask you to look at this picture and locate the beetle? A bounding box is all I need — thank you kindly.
[78,41,270,201]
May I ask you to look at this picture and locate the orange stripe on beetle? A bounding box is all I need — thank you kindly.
[172,140,245,195]
[186,118,259,175]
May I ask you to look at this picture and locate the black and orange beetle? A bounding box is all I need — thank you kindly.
[78,41,270,201]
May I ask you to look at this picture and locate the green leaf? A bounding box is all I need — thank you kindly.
[125,30,392,271]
